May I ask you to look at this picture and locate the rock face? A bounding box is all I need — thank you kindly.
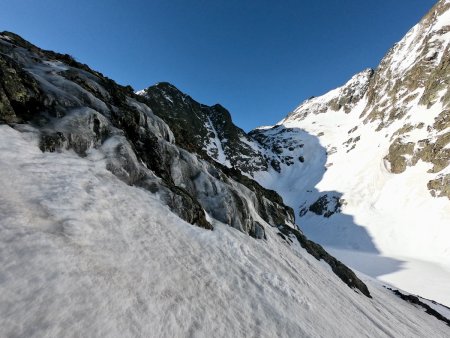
[0,31,296,238]
[364,0,450,197]
[0,50,43,124]
[138,83,271,175]
[362,1,450,128]
[374,0,450,185]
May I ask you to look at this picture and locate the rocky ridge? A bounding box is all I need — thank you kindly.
[0,31,374,296]
[0,31,295,238]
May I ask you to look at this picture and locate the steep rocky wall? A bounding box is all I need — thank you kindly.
[0,31,294,238]
[363,1,450,198]
[139,83,272,175]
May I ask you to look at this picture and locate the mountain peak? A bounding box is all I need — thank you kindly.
[247,0,450,307]
[282,68,374,124]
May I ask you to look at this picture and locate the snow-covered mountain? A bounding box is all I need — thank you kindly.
[2,126,449,337]
[1,1,450,336]
[140,0,450,309]
[247,0,450,307]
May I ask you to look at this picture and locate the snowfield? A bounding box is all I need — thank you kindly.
[1,124,449,337]
[249,0,450,307]
[257,94,450,306]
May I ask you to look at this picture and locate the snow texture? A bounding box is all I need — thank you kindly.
[0,125,449,337]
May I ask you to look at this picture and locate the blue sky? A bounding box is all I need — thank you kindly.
[1,0,436,131]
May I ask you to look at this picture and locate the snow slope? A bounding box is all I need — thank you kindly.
[0,124,449,337]
[251,0,450,307]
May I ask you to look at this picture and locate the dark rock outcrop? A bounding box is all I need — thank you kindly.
[138,82,271,175]
[386,287,450,326]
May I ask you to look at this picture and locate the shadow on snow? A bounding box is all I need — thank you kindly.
[261,126,404,278]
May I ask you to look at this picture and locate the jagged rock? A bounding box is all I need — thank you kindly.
[0,31,299,239]
[39,132,66,152]
[308,194,343,218]
[138,83,270,175]
[0,53,42,123]
[428,174,450,199]
[384,138,415,173]
[0,33,214,230]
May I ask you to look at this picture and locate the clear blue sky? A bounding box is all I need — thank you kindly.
[1,0,437,131]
